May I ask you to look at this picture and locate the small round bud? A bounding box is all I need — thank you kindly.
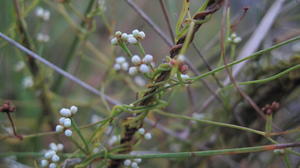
[70,106,78,114]
[63,118,72,128]
[59,108,71,117]
[144,132,152,140]
[35,7,44,17]
[138,31,145,39]
[177,54,185,62]
[131,162,138,168]
[49,143,58,151]
[55,125,64,133]
[121,62,129,71]
[131,55,142,65]
[115,31,122,36]
[44,150,56,159]
[180,74,190,80]
[127,35,137,44]
[49,163,57,168]
[64,129,73,136]
[233,37,242,43]
[51,154,60,162]
[124,159,131,166]
[111,37,118,45]
[40,159,49,167]
[59,117,66,125]
[143,54,153,63]
[134,158,142,163]
[116,57,126,64]
[128,67,138,75]
[138,128,145,135]
[231,33,237,38]
[139,64,150,73]
[57,144,64,151]
[132,29,139,36]
[113,64,121,71]
[121,33,129,40]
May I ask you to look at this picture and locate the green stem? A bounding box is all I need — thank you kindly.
[137,42,146,55]
[119,41,133,58]
[71,118,90,153]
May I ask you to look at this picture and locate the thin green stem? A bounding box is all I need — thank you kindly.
[71,118,90,153]
[137,42,146,55]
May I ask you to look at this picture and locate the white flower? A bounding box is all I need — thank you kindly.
[177,54,185,62]
[137,128,145,135]
[180,74,190,80]
[115,31,122,36]
[116,56,126,64]
[144,132,152,140]
[113,64,121,71]
[40,159,49,167]
[139,64,150,73]
[134,76,146,86]
[231,33,237,38]
[57,144,64,151]
[59,117,66,125]
[63,118,72,128]
[138,31,145,39]
[64,129,73,136]
[124,159,131,166]
[134,158,142,163]
[22,76,33,88]
[49,143,58,151]
[55,125,64,133]
[108,135,120,145]
[70,106,78,114]
[233,36,242,43]
[128,67,138,75]
[111,37,118,45]
[143,54,153,63]
[44,150,56,159]
[131,55,141,65]
[37,33,49,43]
[127,35,137,44]
[51,154,60,162]
[121,33,129,40]
[35,7,44,17]
[49,163,57,168]
[131,162,138,168]
[121,62,129,71]
[132,29,140,37]
[59,108,71,117]
[15,61,25,71]
[42,10,50,21]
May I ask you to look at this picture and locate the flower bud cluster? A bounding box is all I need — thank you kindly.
[55,106,78,136]
[227,33,242,44]
[40,143,64,168]
[113,56,129,71]
[111,29,146,45]
[128,54,154,75]
[123,158,142,168]
[37,33,50,43]
[137,128,152,140]
[35,7,50,21]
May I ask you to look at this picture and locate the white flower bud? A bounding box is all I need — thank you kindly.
[57,144,64,151]
[43,10,50,21]
[177,54,185,62]
[35,7,44,17]
[138,31,145,39]
[128,67,138,75]
[59,108,71,117]
[121,33,129,40]
[131,162,138,168]
[55,125,64,133]
[51,154,60,162]
[59,117,66,125]
[63,118,72,128]
[49,143,58,151]
[134,158,142,163]
[231,33,237,38]
[138,128,145,135]
[233,37,242,43]
[70,106,78,114]
[144,132,152,140]
[124,159,131,166]
[111,37,118,45]
[113,64,121,71]
[131,55,141,65]
[134,76,146,86]
[40,159,48,167]
[44,150,56,159]
[143,54,153,63]
[180,74,190,80]
[64,129,73,136]
[127,35,137,44]
[121,62,129,71]
[116,56,126,64]
[115,31,122,36]
[139,64,150,73]
[49,163,57,168]
[132,29,139,36]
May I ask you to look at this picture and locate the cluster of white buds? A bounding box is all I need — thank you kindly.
[36,33,50,43]
[113,56,129,71]
[227,33,242,44]
[137,128,152,140]
[124,158,142,168]
[40,143,64,168]
[55,106,78,136]
[111,29,146,45]
[128,54,154,75]
[35,7,50,21]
